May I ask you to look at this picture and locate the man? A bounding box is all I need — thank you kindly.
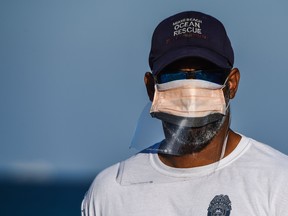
[82,11,288,215]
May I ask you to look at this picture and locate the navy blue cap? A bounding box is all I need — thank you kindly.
[149,11,234,75]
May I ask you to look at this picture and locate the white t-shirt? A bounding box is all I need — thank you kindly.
[81,135,288,216]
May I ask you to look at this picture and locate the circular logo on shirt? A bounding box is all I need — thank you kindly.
[207,194,231,216]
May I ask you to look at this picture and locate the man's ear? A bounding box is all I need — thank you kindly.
[227,68,240,99]
[144,72,155,101]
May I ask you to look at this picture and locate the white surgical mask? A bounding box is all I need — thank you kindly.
[150,79,228,123]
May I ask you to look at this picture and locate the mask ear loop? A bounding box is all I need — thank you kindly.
[219,105,231,160]
[215,75,231,163]
[219,127,229,160]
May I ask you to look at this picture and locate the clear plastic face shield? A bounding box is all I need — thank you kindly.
[130,70,231,164]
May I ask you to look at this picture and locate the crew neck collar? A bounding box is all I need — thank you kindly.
[150,134,251,178]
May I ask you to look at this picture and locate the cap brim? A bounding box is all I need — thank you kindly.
[152,47,231,75]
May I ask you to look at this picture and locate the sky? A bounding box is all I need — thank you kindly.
[1,0,288,182]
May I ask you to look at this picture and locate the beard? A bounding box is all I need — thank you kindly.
[159,114,227,155]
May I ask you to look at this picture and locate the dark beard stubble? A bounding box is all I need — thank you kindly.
[160,115,226,155]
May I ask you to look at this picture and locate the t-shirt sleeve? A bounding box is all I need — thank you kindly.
[81,189,97,216]
[80,163,120,216]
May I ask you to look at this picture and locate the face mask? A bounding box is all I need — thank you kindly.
[150,79,228,127]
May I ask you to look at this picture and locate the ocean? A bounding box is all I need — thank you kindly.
[0,179,93,216]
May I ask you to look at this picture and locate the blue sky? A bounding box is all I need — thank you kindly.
[1,0,288,182]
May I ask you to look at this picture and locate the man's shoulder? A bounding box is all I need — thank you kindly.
[244,136,288,171]
[93,162,120,185]
[249,138,288,160]
[90,153,149,188]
